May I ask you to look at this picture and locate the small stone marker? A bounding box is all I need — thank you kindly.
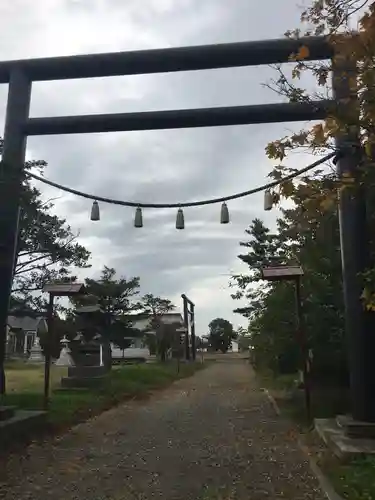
[28,336,44,363]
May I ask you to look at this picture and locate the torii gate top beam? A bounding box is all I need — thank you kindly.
[0,36,332,84]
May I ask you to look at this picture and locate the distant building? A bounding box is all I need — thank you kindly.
[6,315,48,357]
[230,340,239,353]
[111,312,185,362]
[129,312,184,334]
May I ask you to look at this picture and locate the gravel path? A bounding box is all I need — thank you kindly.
[0,360,324,500]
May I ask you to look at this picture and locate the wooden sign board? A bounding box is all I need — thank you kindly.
[261,266,304,281]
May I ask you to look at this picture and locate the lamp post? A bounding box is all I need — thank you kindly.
[261,265,311,420]
[42,282,85,409]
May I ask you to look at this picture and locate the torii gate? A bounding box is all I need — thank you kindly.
[181,293,195,361]
[0,36,371,422]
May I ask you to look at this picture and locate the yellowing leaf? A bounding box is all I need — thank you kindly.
[311,123,325,144]
[295,45,310,61]
[265,142,278,159]
[265,141,286,161]
[324,117,339,135]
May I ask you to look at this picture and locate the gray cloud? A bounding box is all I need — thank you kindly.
[0,0,313,332]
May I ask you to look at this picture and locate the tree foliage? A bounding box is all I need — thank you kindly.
[207,318,236,353]
[265,1,375,305]
[0,138,91,311]
[71,266,142,347]
[141,293,176,361]
[230,1,375,382]
[78,267,141,317]
[142,294,175,320]
[236,326,252,352]
[0,141,92,394]
[231,219,281,318]
[232,202,347,382]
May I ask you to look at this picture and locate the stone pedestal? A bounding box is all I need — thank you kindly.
[60,339,109,388]
[0,406,46,449]
[67,365,106,378]
[61,365,107,388]
[336,414,375,439]
[315,416,375,459]
[27,337,44,363]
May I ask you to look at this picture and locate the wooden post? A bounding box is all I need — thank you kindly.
[43,293,54,410]
[294,276,311,421]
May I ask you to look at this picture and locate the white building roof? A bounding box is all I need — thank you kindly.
[7,315,48,333]
[130,313,184,333]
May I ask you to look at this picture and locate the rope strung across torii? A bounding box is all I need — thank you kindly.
[26,149,340,228]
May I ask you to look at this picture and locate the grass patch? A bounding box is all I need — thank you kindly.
[324,456,375,500]
[257,369,375,500]
[257,369,349,427]
[257,368,297,392]
[5,361,68,393]
[1,361,205,431]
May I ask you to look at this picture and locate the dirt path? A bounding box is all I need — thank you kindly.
[0,359,324,499]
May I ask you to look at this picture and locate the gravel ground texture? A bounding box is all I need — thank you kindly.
[0,358,325,500]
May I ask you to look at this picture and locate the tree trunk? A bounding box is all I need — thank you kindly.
[160,348,166,362]
[0,367,6,395]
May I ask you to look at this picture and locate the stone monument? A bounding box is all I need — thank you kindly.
[60,334,109,388]
[27,336,44,363]
[59,304,112,388]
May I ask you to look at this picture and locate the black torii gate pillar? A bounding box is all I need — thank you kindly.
[181,294,196,361]
[0,36,373,423]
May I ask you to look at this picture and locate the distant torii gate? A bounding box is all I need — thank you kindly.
[0,35,372,422]
[181,294,195,361]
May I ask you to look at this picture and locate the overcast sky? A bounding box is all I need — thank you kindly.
[0,0,316,334]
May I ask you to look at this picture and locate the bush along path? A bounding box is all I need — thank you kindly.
[0,359,325,500]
